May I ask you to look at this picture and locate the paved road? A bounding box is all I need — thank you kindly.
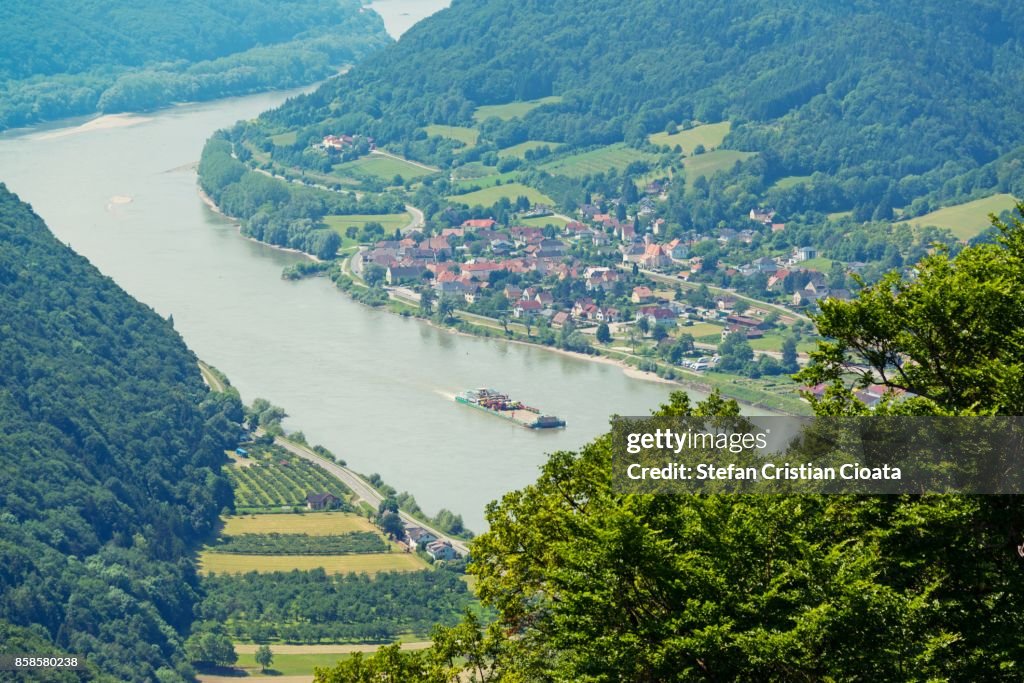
[272,435,470,557]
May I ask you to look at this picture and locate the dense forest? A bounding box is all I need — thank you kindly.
[249,0,1024,221]
[0,185,243,681]
[0,0,390,130]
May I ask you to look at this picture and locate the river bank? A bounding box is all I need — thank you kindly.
[198,187,324,263]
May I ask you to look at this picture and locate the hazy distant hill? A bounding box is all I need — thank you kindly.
[0,0,390,130]
[0,184,241,681]
[257,0,1024,219]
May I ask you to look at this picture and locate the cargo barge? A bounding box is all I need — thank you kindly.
[455,388,566,429]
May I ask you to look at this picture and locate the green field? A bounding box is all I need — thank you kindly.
[649,121,731,153]
[682,150,757,182]
[270,131,297,147]
[198,551,428,575]
[451,171,519,193]
[221,513,376,536]
[772,175,813,190]
[679,321,725,339]
[538,143,659,178]
[333,154,436,182]
[519,214,569,228]
[233,651,351,676]
[902,193,1018,239]
[448,182,554,206]
[227,450,350,512]
[473,95,562,122]
[497,140,562,159]
[748,334,818,354]
[324,213,411,238]
[424,124,479,147]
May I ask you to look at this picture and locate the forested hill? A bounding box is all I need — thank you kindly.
[257,0,1024,217]
[0,0,390,131]
[0,185,242,681]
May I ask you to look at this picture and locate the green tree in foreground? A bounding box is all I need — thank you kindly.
[596,322,612,344]
[255,645,274,673]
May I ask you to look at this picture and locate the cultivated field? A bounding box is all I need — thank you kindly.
[473,95,562,122]
[198,551,428,575]
[332,155,435,182]
[681,150,757,182]
[538,143,659,178]
[324,213,411,235]
[424,124,479,147]
[902,193,1018,239]
[497,140,562,158]
[450,171,518,193]
[227,451,348,512]
[221,513,376,536]
[448,182,554,206]
[649,121,731,153]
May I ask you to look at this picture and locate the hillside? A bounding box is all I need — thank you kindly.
[0,0,390,131]
[0,184,242,681]
[248,0,1024,221]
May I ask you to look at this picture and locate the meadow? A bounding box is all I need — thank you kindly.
[332,154,435,182]
[902,193,1018,239]
[221,512,376,536]
[424,124,479,147]
[649,121,731,153]
[448,182,554,206]
[473,95,562,122]
[681,150,757,182]
[497,140,562,158]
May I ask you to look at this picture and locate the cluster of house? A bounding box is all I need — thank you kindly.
[402,522,459,561]
[320,134,375,151]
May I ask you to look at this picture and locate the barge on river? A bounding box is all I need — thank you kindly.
[455,388,566,429]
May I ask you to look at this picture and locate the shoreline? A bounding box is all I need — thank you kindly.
[197,187,322,263]
[201,188,797,415]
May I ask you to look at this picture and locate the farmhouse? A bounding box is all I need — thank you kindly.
[306,492,340,511]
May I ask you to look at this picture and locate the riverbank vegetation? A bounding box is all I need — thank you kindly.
[0,0,390,131]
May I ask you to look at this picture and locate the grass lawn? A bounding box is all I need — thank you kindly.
[448,182,554,206]
[538,143,659,179]
[518,214,569,228]
[771,175,813,190]
[235,651,351,676]
[649,121,731,153]
[901,193,1018,239]
[680,321,725,338]
[748,335,818,354]
[497,140,562,159]
[270,131,297,147]
[682,150,757,182]
[796,256,840,271]
[424,124,479,148]
[221,513,377,536]
[198,551,428,575]
[324,213,411,239]
[333,155,435,182]
[473,95,562,122]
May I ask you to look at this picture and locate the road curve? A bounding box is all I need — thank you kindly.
[272,435,470,557]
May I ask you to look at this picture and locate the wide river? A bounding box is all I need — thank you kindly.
[0,4,751,531]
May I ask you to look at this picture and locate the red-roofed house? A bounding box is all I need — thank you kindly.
[461,218,497,230]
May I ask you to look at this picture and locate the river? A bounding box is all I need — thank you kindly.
[0,7,746,531]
